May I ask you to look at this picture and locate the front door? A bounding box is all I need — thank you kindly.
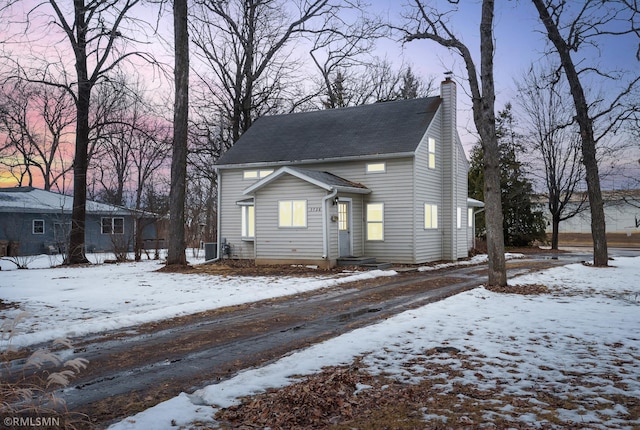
[338,200,351,257]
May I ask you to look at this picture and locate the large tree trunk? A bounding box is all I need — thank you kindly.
[532,0,608,266]
[66,1,90,265]
[167,0,189,266]
[477,0,506,286]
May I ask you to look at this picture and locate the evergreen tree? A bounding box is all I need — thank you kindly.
[468,104,546,246]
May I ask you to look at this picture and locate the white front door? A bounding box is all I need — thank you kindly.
[338,200,351,257]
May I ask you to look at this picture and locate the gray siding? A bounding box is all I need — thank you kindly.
[456,137,470,256]
[414,109,444,263]
[301,158,416,264]
[218,169,256,259]
[254,175,326,261]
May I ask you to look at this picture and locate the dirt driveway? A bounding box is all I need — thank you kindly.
[2,252,580,428]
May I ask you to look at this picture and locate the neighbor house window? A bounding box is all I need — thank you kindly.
[279,200,307,227]
[424,204,438,229]
[428,137,436,169]
[366,203,384,241]
[366,162,386,173]
[243,169,273,180]
[457,207,462,229]
[32,219,45,234]
[468,208,474,228]
[241,205,255,238]
[101,217,124,235]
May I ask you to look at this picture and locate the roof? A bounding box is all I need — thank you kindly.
[216,97,441,167]
[467,198,485,208]
[0,187,132,215]
[243,167,370,195]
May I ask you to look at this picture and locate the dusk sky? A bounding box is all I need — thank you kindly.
[1,0,638,189]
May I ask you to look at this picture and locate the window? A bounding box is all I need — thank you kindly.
[424,204,438,229]
[338,202,348,231]
[366,203,384,241]
[428,137,436,169]
[243,169,273,180]
[457,207,462,229]
[242,205,255,238]
[366,162,386,173]
[32,219,45,234]
[468,208,474,228]
[279,200,307,227]
[101,217,124,235]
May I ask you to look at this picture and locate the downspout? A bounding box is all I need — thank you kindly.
[206,169,222,263]
[322,188,338,261]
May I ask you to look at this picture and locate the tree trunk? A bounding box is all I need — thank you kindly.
[551,215,560,250]
[477,0,506,286]
[532,0,608,266]
[167,0,189,266]
[66,0,90,265]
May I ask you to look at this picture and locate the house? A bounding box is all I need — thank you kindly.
[0,186,159,256]
[542,189,640,246]
[214,77,482,268]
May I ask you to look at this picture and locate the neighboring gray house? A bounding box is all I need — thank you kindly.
[0,186,158,256]
[215,78,482,268]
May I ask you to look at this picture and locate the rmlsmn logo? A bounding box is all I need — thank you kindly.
[4,416,61,427]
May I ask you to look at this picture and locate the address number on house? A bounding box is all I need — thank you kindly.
[308,207,321,212]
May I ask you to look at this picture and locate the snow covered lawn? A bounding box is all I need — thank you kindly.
[2,253,639,428]
[109,256,640,430]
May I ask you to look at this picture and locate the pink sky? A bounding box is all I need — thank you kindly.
[1,0,638,190]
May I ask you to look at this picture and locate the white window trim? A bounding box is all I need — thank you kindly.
[32,219,45,235]
[424,204,438,229]
[366,162,386,173]
[457,207,462,229]
[278,200,307,228]
[241,205,255,239]
[101,217,125,235]
[366,203,384,241]
[428,137,436,169]
[243,169,273,180]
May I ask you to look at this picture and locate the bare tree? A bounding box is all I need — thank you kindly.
[168,0,189,266]
[531,0,640,266]
[318,61,436,108]
[402,0,506,286]
[0,78,74,191]
[1,0,154,264]
[517,64,587,250]
[191,0,365,144]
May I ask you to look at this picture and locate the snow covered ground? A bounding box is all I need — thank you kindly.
[2,252,639,428]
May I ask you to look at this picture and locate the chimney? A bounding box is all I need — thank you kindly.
[440,74,459,260]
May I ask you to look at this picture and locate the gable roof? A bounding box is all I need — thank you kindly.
[216,96,441,167]
[0,186,131,215]
[243,167,370,195]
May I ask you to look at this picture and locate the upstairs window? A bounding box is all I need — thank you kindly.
[32,219,45,234]
[468,208,474,228]
[101,217,124,235]
[428,137,436,169]
[366,162,386,173]
[243,169,273,180]
[457,207,462,229]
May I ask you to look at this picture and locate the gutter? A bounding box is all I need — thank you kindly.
[204,169,222,264]
[322,188,338,260]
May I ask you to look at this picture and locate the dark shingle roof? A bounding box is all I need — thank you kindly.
[216,97,441,166]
